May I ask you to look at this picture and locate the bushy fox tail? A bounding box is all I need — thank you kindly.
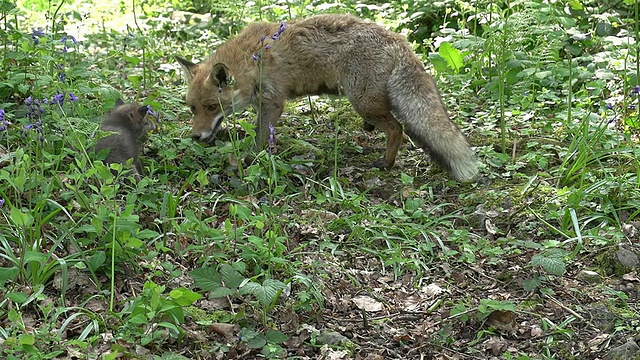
[388,56,479,182]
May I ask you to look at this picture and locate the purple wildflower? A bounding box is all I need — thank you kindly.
[31,28,44,44]
[0,198,4,207]
[268,122,275,148]
[271,22,286,40]
[61,35,78,53]
[146,106,160,122]
[605,103,613,110]
[0,109,8,131]
[69,92,79,102]
[633,86,640,95]
[253,23,286,60]
[58,64,66,82]
[23,118,44,142]
[25,97,44,120]
[50,91,65,106]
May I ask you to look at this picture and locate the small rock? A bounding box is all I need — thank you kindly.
[316,330,351,346]
[576,270,602,284]
[617,247,639,268]
[605,339,640,360]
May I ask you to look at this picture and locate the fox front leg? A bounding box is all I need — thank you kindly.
[254,100,284,150]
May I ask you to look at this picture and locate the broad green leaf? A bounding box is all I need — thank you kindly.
[23,251,46,263]
[220,264,245,290]
[169,287,202,306]
[8,291,28,304]
[568,0,583,10]
[0,267,19,284]
[265,329,288,343]
[531,253,566,276]
[89,251,106,271]
[210,286,235,298]
[246,334,267,349]
[190,267,222,291]
[240,279,286,306]
[10,207,33,227]
[18,333,35,345]
[438,42,464,73]
[523,276,541,292]
[127,313,149,324]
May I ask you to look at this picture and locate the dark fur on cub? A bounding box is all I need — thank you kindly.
[95,99,155,181]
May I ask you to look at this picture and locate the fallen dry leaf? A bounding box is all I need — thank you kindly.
[486,310,517,333]
[351,295,383,312]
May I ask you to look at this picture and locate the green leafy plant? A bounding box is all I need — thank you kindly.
[117,281,201,346]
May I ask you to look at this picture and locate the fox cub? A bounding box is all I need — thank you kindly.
[176,13,478,181]
[95,99,155,181]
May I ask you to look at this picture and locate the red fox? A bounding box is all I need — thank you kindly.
[95,99,155,182]
[176,13,478,181]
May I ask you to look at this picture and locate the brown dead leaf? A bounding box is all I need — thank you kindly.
[351,295,383,312]
[420,283,446,297]
[484,335,508,355]
[588,333,610,350]
[529,324,543,337]
[402,294,422,311]
[209,322,237,338]
[486,310,517,333]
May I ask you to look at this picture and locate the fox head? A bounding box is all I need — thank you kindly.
[107,99,156,138]
[176,56,246,143]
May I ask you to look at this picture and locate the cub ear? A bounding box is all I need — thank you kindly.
[210,63,233,87]
[137,105,149,118]
[175,56,197,82]
[115,98,125,106]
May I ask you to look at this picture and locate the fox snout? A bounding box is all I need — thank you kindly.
[191,130,215,143]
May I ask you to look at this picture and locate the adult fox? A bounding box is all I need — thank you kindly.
[176,13,479,181]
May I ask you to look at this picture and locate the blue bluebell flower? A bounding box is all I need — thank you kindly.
[0,109,8,131]
[268,122,275,145]
[31,28,44,44]
[146,106,160,122]
[50,91,65,106]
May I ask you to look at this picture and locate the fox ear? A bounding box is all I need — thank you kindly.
[176,56,197,82]
[210,63,233,87]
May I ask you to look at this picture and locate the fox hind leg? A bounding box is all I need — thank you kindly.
[348,90,403,168]
[360,112,403,169]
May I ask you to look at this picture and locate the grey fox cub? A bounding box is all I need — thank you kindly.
[95,99,155,181]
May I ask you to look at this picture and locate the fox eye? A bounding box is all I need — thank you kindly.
[206,104,217,112]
